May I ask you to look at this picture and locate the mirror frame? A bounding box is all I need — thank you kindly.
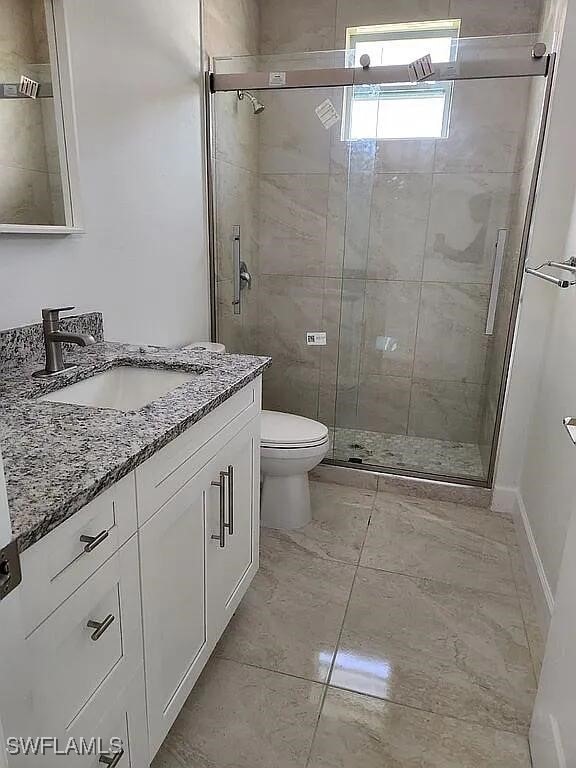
[0,0,83,235]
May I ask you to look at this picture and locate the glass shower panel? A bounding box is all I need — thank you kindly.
[332,73,537,483]
[211,89,260,355]
[210,39,549,486]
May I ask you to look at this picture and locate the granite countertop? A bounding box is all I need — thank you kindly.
[0,343,271,553]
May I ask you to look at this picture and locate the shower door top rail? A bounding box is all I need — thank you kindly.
[211,42,549,93]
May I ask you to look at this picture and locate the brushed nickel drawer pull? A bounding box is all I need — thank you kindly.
[87,614,115,641]
[225,464,234,535]
[211,471,227,548]
[80,530,109,553]
[99,748,124,766]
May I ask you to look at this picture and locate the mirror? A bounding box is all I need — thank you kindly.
[0,0,81,233]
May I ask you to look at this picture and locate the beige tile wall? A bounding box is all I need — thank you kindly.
[251,0,543,454]
[209,0,544,460]
[206,0,261,354]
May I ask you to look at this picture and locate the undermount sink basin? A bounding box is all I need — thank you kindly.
[39,366,202,412]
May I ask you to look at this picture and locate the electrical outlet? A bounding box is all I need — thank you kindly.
[306,332,327,346]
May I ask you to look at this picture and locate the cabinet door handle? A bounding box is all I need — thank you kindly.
[211,471,227,548]
[87,614,115,641]
[99,748,124,766]
[225,465,234,535]
[80,530,109,553]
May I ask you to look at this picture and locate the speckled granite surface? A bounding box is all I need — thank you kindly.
[0,312,104,368]
[0,342,270,553]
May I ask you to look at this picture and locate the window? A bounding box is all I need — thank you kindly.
[344,19,461,141]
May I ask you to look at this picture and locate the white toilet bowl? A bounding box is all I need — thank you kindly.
[260,410,329,529]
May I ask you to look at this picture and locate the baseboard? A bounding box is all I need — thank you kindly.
[494,486,554,636]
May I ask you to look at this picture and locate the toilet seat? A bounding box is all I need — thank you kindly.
[261,410,329,450]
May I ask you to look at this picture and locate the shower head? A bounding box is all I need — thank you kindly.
[237,90,265,115]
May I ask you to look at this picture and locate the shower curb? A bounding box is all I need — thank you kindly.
[311,464,492,509]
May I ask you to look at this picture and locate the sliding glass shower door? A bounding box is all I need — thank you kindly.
[209,36,552,485]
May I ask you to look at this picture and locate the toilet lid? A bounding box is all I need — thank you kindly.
[261,410,329,448]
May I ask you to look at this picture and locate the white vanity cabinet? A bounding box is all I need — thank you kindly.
[7,377,262,767]
[139,385,261,757]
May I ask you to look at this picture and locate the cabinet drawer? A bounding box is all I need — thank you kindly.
[136,378,261,524]
[40,668,149,768]
[20,473,138,636]
[26,535,142,734]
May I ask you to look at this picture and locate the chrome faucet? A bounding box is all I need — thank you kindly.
[33,307,96,377]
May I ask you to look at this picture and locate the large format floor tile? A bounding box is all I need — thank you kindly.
[216,528,356,681]
[360,493,516,595]
[330,568,536,733]
[275,482,374,565]
[307,688,532,768]
[152,658,324,768]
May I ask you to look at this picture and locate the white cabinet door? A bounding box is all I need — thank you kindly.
[139,467,211,759]
[206,416,260,639]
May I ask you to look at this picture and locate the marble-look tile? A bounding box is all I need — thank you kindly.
[414,282,491,383]
[449,0,541,36]
[263,359,321,420]
[214,91,259,173]
[374,139,436,173]
[308,688,532,768]
[361,280,420,377]
[152,658,324,768]
[325,172,374,278]
[258,275,325,365]
[436,79,530,174]
[423,173,514,284]
[356,375,411,434]
[334,0,450,47]
[259,174,330,277]
[331,568,536,733]
[377,473,492,508]
[507,534,546,681]
[274,481,374,565]
[366,174,432,281]
[0,163,53,226]
[259,89,333,174]
[408,379,484,442]
[310,464,380,491]
[216,529,356,681]
[214,159,258,279]
[203,0,259,57]
[360,492,516,594]
[216,279,244,353]
[0,99,50,174]
[260,0,337,54]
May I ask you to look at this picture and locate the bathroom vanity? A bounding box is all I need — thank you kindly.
[0,335,270,766]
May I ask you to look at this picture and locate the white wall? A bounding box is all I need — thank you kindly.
[495,0,576,606]
[0,0,209,347]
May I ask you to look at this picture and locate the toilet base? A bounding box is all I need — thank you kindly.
[261,473,311,529]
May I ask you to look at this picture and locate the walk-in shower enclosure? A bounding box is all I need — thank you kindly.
[206,29,553,487]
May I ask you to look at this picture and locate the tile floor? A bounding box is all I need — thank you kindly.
[331,427,485,480]
[153,481,544,767]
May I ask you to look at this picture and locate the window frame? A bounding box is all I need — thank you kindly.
[342,19,461,142]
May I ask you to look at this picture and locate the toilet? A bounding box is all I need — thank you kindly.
[260,410,329,529]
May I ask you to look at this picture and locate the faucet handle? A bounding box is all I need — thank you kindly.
[42,306,75,322]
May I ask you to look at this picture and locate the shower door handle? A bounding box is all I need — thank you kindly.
[233,225,241,315]
[485,229,507,336]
